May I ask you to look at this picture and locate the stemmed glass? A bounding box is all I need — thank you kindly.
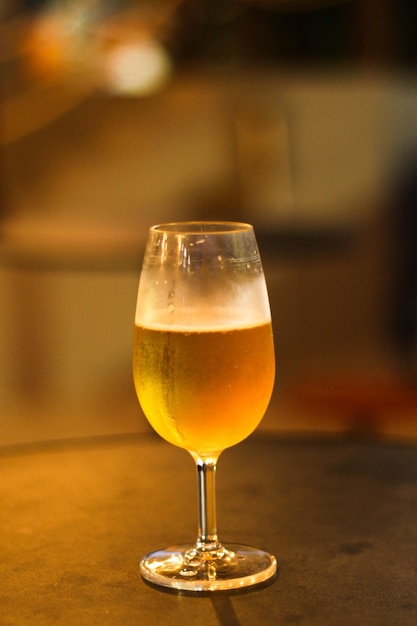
[133,221,276,591]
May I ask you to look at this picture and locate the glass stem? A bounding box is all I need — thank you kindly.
[195,457,220,551]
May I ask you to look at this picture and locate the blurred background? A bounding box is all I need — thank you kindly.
[1,0,417,445]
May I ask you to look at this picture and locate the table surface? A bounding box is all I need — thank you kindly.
[1,432,417,625]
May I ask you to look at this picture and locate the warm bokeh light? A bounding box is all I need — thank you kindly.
[103,38,172,95]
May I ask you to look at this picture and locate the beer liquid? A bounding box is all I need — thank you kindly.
[133,322,275,456]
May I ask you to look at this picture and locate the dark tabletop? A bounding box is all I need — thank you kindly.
[1,432,416,625]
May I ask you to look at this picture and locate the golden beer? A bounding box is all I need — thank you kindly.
[133,321,275,455]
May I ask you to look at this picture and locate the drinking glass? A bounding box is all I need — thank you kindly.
[133,221,276,591]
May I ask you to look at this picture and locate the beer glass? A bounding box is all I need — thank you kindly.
[133,222,276,591]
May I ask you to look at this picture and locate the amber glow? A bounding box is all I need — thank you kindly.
[133,322,275,456]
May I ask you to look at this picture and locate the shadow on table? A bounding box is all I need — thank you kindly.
[142,572,278,624]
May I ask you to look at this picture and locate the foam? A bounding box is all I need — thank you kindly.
[135,306,271,331]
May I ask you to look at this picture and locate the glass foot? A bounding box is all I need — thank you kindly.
[140,543,277,592]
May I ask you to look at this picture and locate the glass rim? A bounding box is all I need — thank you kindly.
[150,221,253,235]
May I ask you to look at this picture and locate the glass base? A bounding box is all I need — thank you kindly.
[140,543,277,592]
